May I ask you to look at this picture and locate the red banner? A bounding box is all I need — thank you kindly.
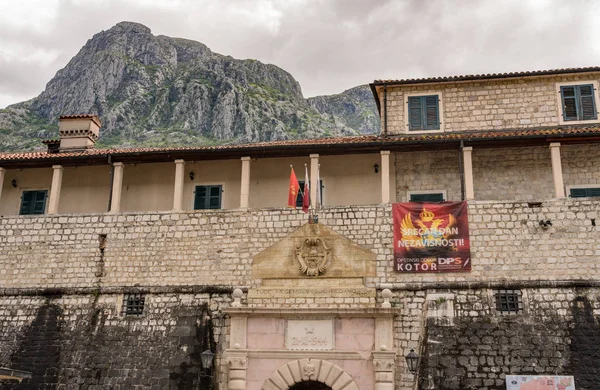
[393,201,471,273]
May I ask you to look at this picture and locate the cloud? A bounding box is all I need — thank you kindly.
[1,0,600,108]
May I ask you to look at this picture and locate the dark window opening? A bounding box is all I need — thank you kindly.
[122,294,145,316]
[569,187,600,198]
[194,185,222,210]
[409,193,445,202]
[296,180,323,208]
[494,289,523,314]
[19,190,48,215]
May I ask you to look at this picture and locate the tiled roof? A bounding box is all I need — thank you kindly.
[372,66,600,86]
[2,126,600,165]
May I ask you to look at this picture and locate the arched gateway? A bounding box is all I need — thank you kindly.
[223,223,397,389]
[262,359,358,390]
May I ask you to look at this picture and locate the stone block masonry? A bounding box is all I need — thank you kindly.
[384,73,600,134]
[1,200,600,389]
[392,287,600,390]
[0,293,228,390]
[1,200,599,290]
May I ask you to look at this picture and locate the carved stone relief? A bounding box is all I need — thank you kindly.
[295,237,331,276]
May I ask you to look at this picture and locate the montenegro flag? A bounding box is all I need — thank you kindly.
[287,167,300,208]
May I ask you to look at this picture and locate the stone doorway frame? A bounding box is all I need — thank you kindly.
[262,359,358,390]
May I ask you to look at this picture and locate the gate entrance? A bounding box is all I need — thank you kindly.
[288,381,332,390]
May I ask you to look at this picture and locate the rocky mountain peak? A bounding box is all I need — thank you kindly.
[0,22,379,151]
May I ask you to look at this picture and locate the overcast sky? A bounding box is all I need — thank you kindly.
[1,0,600,108]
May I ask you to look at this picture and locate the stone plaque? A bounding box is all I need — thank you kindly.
[285,319,334,350]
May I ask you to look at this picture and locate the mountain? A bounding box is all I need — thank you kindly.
[0,22,380,152]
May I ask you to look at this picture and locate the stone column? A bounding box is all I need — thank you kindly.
[173,159,186,211]
[549,142,565,198]
[110,162,125,213]
[226,350,248,390]
[240,157,251,209]
[373,351,396,390]
[462,146,475,200]
[47,165,64,214]
[310,154,319,207]
[0,168,5,202]
[381,151,391,203]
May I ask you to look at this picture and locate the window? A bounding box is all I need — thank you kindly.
[19,190,48,215]
[407,95,440,131]
[569,187,600,198]
[194,185,222,209]
[408,192,445,202]
[122,294,145,316]
[560,84,597,121]
[494,289,523,314]
[296,180,323,208]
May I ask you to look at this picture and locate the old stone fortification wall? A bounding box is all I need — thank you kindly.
[0,292,229,390]
[1,199,599,289]
[392,286,600,390]
[384,73,600,134]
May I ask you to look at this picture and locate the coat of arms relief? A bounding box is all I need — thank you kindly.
[295,237,332,276]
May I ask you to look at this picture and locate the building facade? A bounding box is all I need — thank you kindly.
[1,67,600,389]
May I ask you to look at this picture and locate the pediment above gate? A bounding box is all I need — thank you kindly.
[252,223,376,280]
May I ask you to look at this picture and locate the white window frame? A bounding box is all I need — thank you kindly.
[404,91,445,133]
[556,80,600,125]
[566,184,600,198]
[192,182,225,210]
[407,190,447,202]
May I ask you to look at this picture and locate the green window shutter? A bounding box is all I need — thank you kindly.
[570,187,600,198]
[561,86,578,121]
[296,180,323,208]
[409,193,445,202]
[424,95,440,130]
[408,96,440,130]
[194,185,222,209]
[20,190,47,215]
[578,84,597,120]
[408,97,423,130]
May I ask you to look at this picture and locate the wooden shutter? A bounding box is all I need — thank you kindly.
[296,181,305,208]
[561,86,578,121]
[578,84,597,120]
[570,187,600,198]
[424,95,440,130]
[19,190,47,215]
[409,193,445,202]
[408,97,423,130]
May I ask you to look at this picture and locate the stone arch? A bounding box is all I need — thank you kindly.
[262,359,359,390]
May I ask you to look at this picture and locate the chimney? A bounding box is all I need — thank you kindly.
[58,114,101,150]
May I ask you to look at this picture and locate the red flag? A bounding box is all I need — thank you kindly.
[302,165,310,213]
[287,167,300,208]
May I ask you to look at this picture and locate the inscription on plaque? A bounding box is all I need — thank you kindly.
[286,319,334,350]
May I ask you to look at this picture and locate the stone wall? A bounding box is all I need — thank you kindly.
[562,143,600,189]
[1,200,599,288]
[384,73,600,134]
[391,286,600,390]
[395,150,462,202]
[1,200,600,389]
[395,143,600,202]
[0,292,229,390]
[471,146,554,201]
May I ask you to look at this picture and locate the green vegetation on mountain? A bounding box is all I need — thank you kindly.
[0,22,379,152]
